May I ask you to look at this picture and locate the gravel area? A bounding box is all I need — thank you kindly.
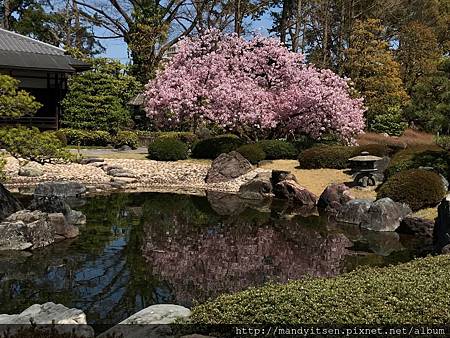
[4,157,270,195]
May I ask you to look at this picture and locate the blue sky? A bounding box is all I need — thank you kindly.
[98,13,274,63]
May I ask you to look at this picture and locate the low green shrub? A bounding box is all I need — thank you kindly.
[377,169,446,210]
[236,144,266,164]
[189,255,450,324]
[148,138,188,161]
[257,140,297,160]
[191,134,243,159]
[386,147,450,178]
[298,145,357,169]
[60,128,112,146]
[155,131,198,147]
[0,127,70,164]
[112,130,139,149]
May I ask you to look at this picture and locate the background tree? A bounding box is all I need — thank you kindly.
[144,30,365,143]
[344,19,409,132]
[397,21,442,93]
[405,58,450,133]
[74,0,207,82]
[62,58,141,132]
[0,0,103,55]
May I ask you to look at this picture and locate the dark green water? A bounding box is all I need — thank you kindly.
[0,192,429,325]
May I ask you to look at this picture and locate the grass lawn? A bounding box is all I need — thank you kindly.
[190,254,450,324]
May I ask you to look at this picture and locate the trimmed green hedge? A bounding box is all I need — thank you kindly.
[60,129,112,146]
[113,131,139,149]
[298,144,391,169]
[190,255,450,324]
[377,169,446,211]
[298,145,356,169]
[148,138,188,161]
[191,134,243,159]
[236,144,266,164]
[386,147,450,178]
[257,140,297,160]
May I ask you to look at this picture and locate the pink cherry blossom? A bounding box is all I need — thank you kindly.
[143,30,365,143]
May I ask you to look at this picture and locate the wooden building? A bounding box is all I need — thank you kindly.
[0,28,90,129]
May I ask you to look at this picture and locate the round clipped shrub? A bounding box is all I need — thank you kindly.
[257,140,297,160]
[113,131,139,149]
[148,138,188,161]
[298,145,357,169]
[191,134,243,159]
[236,144,266,164]
[377,169,447,211]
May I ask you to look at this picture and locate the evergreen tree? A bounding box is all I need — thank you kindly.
[344,19,409,131]
[62,58,141,132]
[406,57,450,133]
[0,74,42,118]
[397,21,442,93]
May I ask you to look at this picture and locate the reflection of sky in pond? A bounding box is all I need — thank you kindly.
[0,192,431,326]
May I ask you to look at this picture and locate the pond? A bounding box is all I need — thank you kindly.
[0,192,430,327]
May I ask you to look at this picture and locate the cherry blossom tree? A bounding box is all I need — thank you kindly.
[143,30,365,143]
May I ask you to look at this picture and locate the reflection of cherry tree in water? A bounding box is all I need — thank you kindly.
[140,195,353,306]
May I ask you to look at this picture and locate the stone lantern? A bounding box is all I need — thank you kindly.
[348,151,382,187]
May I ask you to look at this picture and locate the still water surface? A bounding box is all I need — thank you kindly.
[0,192,428,325]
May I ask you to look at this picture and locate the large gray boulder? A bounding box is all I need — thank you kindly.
[397,216,434,238]
[99,304,191,338]
[0,209,80,250]
[360,198,411,232]
[0,183,22,221]
[206,151,252,183]
[238,172,272,200]
[48,213,79,239]
[4,210,55,249]
[0,302,93,337]
[318,183,353,211]
[34,181,86,198]
[29,196,86,226]
[0,221,32,250]
[273,180,317,206]
[336,199,372,225]
[18,162,43,177]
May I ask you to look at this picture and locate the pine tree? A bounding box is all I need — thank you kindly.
[62,58,141,132]
[345,19,409,131]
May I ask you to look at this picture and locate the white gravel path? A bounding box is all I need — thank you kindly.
[4,157,270,195]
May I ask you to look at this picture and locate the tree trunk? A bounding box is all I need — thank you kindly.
[1,0,11,29]
[280,0,290,44]
[234,0,242,36]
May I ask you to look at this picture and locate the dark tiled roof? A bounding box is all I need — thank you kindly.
[0,28,90,72]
